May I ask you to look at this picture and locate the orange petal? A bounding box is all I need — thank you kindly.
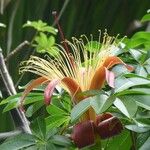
[103,56,134,71]
[20,77,48,110]
[90,56,134,90]
[90,66,106,90]
[88,66,106,122]
[89,107,97,121]
[62,77,82,103]
[62,77,90,121]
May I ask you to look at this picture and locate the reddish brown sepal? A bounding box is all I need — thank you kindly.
[96,113,123,139]
[96,113,113,126]
[71,121,95,149]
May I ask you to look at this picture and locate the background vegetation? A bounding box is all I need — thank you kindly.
[0,0,150,149]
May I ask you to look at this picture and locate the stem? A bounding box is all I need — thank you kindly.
[130,131,137,150]
[0,130,22,139]
[93,138,101,150]
[0,48,31,134]
[52,11,70,54]
[5,41,30,62]
[88,136,101,150]
[52,11,76,70]
[15,31,38,88]
[52,0,70,26]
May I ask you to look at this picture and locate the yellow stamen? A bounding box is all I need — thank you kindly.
[20,32,120,94]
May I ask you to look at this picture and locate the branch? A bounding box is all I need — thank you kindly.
[5,41,30,62]
[52,0,70,26]
[130,131,137,150]
[0,130,22,139]
[0,48,31,134]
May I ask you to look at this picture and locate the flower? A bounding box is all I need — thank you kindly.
[20,31,133,148]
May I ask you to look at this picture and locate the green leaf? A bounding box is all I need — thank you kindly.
[139,136,150,150]
[45,128,58,140]
[141,13,150,22]
[114,97,138,118]
[26,101,44,117]
[50,135,72,147]
[23,20,57,34]
[42,26,58,35]
[48,36,55,47]
[129,49,142,61]
[133,95,150,110]
[31,117,46,139]
[0,134,36,150]
[2,93,44,112]
[126,32,150,48]
[137,132,150,149]
[127,38,146,49]
[3,101,19,113]
[38,32,47,46]
[145,65,150,74]
[0,93,22,105]
[135,65,147,77]
[34,32,59,57]
[131,32,150,41]
[46,46,59,57]
[136,118,150,126]
[115,77,150,93]
[103,130,132,150]
[71,97,91,122]
[115,95,150,110]
[91,95,116,114]
[111,65,129,77]
[60,95,72,113]
[85,41,101,52]
[129,88,150,95]
[24,145,38,150]
[0,92,43,106]
[46,104,67,115]
[45,115,70,130]
[125,125,150,133]
[116,88,150,96]
[38,142,57,150]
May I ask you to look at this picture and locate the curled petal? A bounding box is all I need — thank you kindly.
[103,56,134,71]
[90,56,134,90]
[105,68,115,88]
[62,77,82,103]
[90,66,106,90]
[71,121,95,149]
[20,77,48,110]
[44,79,60,105]
[96,113,123,139]
[62,77,90,121]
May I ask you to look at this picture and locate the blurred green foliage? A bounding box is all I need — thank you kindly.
[0,0,149,84]
[0,0,150,146]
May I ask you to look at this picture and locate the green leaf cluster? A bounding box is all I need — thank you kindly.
[23,20,59,57]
